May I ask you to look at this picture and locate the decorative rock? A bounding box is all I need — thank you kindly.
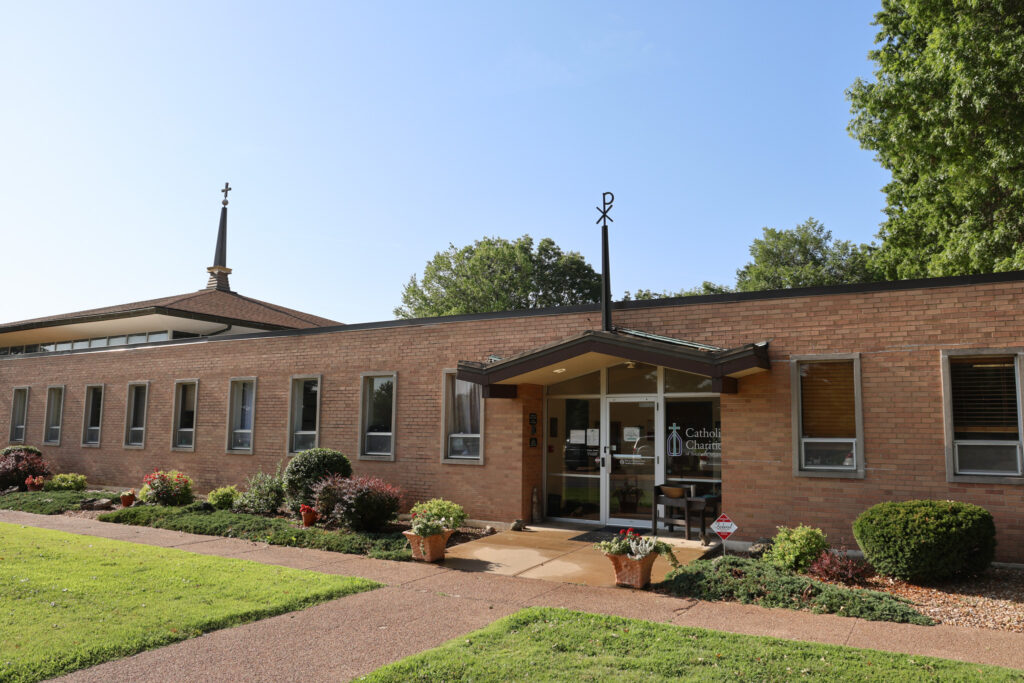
[80,498,115,511]
[1,486,18,496]
[748,537,774,559]
[510,519,526,531]
[484,525,497,535]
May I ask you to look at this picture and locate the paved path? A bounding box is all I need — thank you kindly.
[3,510,1023,680]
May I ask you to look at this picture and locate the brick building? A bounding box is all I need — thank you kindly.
[4,197,1024,562]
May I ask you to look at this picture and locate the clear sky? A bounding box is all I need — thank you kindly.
[1,2,889,325]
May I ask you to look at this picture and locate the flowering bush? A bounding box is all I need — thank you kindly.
[141,470,195,506]
[595,528,679,567]
[314,475,402,531]
[299,504,315,514]
[25,475,45,489]
[43,473,87,491]
[207,485,240,510]
[410,513,447,537]
[409,499,467,530]
[0,448,51,490]
[807,548,873,585]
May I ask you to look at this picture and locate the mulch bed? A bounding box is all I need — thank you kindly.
[854,568,1024,633]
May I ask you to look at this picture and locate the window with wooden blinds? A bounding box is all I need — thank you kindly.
[800,361,856,438]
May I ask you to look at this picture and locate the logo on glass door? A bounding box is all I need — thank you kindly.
[666,422,684,457]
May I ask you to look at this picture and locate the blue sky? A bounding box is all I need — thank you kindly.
[1,2,889,325]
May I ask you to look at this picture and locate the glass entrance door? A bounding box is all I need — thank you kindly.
[604,398,660,526]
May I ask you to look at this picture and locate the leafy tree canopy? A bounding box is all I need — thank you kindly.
[847,0,1024,278]
[622,282,733,301]
[395,235,601,318]
[735,218,875,291]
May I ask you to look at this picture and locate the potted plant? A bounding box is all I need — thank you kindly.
[595,528,680,588]
[120,489,136,507]
[403,512,455,562]
[614,482,644,514]
[25,475,44,492]
[300,503,319,527]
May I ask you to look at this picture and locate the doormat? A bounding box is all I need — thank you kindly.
[568,526,645,543]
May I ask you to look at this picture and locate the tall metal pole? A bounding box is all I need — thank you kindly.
[597,192,614,332]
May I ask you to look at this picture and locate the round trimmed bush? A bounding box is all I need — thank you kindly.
[141,470,194,506]
[207,485,240,510]
[1,445,42,457]
[0,448,51,490]
[853,500,995,582]
[282,448,352,510]
[43,473,87,491]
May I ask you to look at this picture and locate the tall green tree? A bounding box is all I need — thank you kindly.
[734,218,875,291]
[847,0,1024,278]
[622,282,733,300]
[395,235,601,318]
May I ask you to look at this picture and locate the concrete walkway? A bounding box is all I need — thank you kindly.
[2,510,1023,680]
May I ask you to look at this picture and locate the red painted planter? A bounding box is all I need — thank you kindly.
[301,509,319,527]
[120,493,136,507]
[403,529,455,562]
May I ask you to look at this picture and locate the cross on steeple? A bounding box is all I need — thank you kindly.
[206,183,233,291]
[221,182,232,204]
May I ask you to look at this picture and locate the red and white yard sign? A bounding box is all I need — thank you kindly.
[710,513,737,541]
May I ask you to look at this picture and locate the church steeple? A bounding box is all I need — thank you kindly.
[206,182,233,292]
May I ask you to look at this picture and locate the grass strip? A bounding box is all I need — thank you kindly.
[0,522,378,682]
[0,491,115,515]
[661,556,932,625]
[363,607,1018,682]
[99,503,412,560]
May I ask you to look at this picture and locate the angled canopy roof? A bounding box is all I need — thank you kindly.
[457,329,770,395]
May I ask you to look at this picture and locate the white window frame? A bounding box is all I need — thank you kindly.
[123,382,149,449]
[359,371,397,461]
[43,385,65,446]
[226,377,257,454]
[441,370,485,465]
[82,384,105,447]
[171,379,199,452]
[287,375,321,454]
[790,354,865,479]
[942,349,1024,484]
[9,386,29,443]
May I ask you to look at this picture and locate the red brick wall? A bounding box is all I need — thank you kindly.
[3,279,1024,560]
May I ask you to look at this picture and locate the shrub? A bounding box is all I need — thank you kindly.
[233,466,285,515]
[662,556,931,625]
[207,485,240,510]
[0,448,52,490]
[807,548,873,585]
[315,475,402,532]
[43,473,87,491]
[282,448,352,511]
[763,524,829,573]
[853,500,996,582]
[141,470,195,506]
[409,498,467,530]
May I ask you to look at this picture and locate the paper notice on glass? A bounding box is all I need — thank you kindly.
[586,428,600,446]
[569,429,586,445]
[623,427,641,442]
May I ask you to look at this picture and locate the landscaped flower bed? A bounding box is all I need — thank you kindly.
[0,490,118,515]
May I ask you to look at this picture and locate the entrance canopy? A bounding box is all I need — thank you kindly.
[457,328,770,396]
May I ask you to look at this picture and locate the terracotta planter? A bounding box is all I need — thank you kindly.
[605,552,658,588]
[301,509,319,527]
[403,529,454,562]
[120,493,136,507]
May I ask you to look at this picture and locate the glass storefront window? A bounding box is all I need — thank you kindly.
[665,369,713,393]
[665,398,721,483]
[607,362,657,394]
[545,397,601,520]
[547,371,600,396]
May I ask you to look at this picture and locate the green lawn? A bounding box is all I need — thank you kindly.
[0,490,113,515]
[0,522,379,682]
[99,503,412,559]
[363,608,1021,682]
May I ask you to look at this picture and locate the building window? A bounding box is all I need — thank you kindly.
[82,385,104,446]
[791,355,863,478]
[227,378,256,452]
[43,386,65,445]
[944,353,1023,479]
[288,376,320,453]
[9,387,28,443]
[124,383,148,447]
[172,380,198,450]
[360,373,396,460]
[442,372,483,463]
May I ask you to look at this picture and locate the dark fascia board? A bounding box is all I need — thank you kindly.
[0,306,293,336]
[455,331,770,386]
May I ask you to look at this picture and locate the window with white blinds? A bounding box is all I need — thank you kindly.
[949,356,1022,476]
